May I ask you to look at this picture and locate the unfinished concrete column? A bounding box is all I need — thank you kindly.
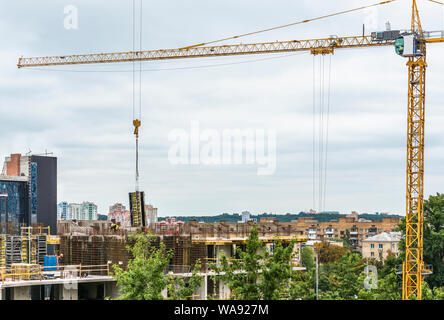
[12,286,31,300]
[61,283,78,300]
[104,282,120,299]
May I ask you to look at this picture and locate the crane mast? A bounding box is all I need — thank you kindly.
[16,1,444,300]
[403,0,426,300]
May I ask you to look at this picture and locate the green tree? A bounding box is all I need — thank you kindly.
[211,225,296,300]
[300,246,315,271]
[112,233,203,300]
[318,253,365,299]
[342,229,352,250]
[212,225,263,299]
[167,261,203,300]
[315,241,349,264]
[358,268,401,300]
[421,282,444,300]
[112,233,171,300]
[398,193,444,289]
[260,239,296,299]
[423,193,444,288]
[288,269,316,300]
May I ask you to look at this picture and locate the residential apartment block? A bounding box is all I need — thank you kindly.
[362,232,401,260]
[57,202,98,221]
[108,202,130,227]
[145,204,158,226]
[286,215,401,251]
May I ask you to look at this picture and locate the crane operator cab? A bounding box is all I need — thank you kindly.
[395,34,423,57]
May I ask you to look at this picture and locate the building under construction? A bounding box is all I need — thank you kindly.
[57,219,308,273]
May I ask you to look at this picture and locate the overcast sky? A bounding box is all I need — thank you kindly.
[1,1,443,217]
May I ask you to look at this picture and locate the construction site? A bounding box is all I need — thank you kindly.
[56,219,308,271]
[0,207,404,300]
[0,0,443,301]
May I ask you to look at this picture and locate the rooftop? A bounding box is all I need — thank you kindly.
[363,232,401,242]
[0,175,28,182]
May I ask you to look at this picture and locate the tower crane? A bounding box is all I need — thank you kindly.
[17,0,444,299]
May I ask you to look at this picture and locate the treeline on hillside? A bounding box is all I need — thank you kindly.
[158,212,401,223]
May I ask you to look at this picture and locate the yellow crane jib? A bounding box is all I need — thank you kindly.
[133,119,141,137]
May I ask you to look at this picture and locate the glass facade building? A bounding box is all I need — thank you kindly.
[57,201,71,220]
[1,153,57,235]
[0,179,29,235]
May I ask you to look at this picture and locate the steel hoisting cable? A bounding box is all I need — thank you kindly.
[427,0,444,5]
[132,0,143,192]
[132,0,138,192]
[318,56,323,212]
[312,55,316,212]
[132,0,136,121]
[320,56,326,212]
[323,55,332,212]
[312,53,332,213]
[178,0,398,50]
[136,0,143,192]
[139,0,143,122]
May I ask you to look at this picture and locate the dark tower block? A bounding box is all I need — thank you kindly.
[29,156,57,235]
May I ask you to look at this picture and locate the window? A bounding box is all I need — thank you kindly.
[379,244,383,249]
[371,252,375,257]
[371,244,375,249]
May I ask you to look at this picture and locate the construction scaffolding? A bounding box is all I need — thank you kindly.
[58,221,134,271]
[0,226,50,269]
[57,220,308,273]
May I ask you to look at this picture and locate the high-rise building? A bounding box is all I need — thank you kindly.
[57,202,98,221]
[70,203,82,220]
[108,202,130,227]
[145,204,158,226]
[0,176,29,234]
[82,202,98,220]
[109,203,126,214]
[57,201,71,220]
[108,210,130,227]
[1,153,57,234]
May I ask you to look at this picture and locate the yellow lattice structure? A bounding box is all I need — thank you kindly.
[402,0,426,300]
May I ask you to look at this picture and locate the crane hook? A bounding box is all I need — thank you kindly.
[133,119,141,137]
